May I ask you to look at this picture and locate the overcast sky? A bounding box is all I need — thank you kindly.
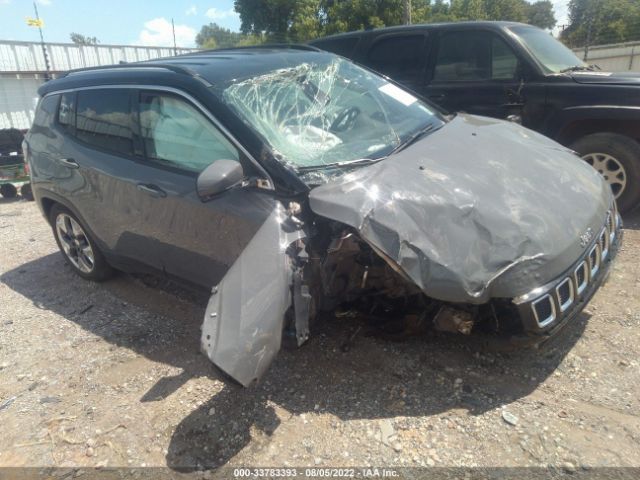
[0,0,570,47]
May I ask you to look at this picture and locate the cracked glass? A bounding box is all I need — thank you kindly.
[216,57,442,176]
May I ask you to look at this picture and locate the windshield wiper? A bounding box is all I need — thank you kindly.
[559,64,599,73]
[390,123,436,155]
[296,158,379,172]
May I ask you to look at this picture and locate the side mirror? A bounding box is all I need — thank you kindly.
[197,160,244,199]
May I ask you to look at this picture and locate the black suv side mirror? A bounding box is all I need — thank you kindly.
[197,160,244,199]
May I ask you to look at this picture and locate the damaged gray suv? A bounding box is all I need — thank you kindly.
[25,46,621,386]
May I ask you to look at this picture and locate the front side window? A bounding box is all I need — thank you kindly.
[364,35,426,83]
[217,56,442,171]
[76,89,133,156]
[510,25,586,74]
[139,93,239,173]
[433,31,518,82]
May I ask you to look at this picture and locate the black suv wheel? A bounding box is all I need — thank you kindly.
[49,204,114,281]
[571,133,640,213]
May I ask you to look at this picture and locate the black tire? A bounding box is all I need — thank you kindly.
[20,183,34,201]
[0,183,18,198]
[49,204,114,281]
[571,133,640,213]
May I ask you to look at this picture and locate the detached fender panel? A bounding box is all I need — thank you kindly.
[201,204,304,387]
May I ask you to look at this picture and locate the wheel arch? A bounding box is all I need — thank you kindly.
[549,106,640,146]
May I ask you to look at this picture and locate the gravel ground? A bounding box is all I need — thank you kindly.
[1,198,639,475]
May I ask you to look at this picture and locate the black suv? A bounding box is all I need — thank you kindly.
[310,21,640,212]
[24,47,620,386]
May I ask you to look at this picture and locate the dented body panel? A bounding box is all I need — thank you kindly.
[201,204,304,386]
[309,114,612,303]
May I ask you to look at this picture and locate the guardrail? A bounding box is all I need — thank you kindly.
[0,39,198,73]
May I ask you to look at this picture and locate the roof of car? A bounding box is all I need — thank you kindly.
[309,20,531,42]
[38,45,334,95]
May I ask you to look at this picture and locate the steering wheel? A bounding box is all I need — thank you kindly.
[330,106,361,133]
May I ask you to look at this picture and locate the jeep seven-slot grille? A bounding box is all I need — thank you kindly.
[529,205,619,328]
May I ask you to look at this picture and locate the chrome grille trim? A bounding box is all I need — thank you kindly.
[532,294,556,327]
[599,226,609,261]
[588,243,601,279]
[512,204,620,329]
[555,277,574,313]
[574,261,589,296]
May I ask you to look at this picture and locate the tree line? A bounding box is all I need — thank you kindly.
[197,0,558,48]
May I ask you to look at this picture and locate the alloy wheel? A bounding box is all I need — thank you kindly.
[582,152,627,199]
[55,213,95,273]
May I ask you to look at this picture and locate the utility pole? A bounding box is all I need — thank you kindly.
[403,0,412,25]
[33,2,51,81]
[172,18,177,56]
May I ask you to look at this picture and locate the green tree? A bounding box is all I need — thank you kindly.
[195,23,243,48]
[70,33,99,45]
[525,1,556,29]
[562,0,640,47]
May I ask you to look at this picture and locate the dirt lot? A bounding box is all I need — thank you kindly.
[1,198,639,475]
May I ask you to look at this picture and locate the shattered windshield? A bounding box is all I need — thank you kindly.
[216,57,442,173]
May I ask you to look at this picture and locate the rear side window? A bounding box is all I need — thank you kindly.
[312,37,359,58]
[75,89,134,156]
[33,94,58,128]
[57,92,75,131]
[433,31,518,82]
[139,92,239,173]
[364,35,425,84]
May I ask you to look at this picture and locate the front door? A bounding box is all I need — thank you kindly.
[424,30,524,120]
[131,89,276,288]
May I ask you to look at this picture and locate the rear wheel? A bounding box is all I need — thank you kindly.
[49,204,113,281]
[0,183,17,198]
[571,133,640,213]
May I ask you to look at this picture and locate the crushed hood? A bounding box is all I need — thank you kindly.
[571,71,640,85]
[309,114,612,304]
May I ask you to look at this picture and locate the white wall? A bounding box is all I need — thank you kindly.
[0,74,43,129]
[573,41,640,72]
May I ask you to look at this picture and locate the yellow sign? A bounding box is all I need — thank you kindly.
[26,17,44,28]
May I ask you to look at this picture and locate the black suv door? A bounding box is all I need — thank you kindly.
[424,29,524,119]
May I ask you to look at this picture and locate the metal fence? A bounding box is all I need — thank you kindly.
[0,40,198,73]
[0,40,199,129]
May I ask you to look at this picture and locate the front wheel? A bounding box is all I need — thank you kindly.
[571,133,640,213]
[49,204,114,281]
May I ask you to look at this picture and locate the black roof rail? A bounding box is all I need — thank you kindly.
[59,62,212,86]
[195,43,322,54]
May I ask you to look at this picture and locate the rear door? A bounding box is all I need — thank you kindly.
[46,88,166,271]
[358,32,430,94]
[424,29,524,119]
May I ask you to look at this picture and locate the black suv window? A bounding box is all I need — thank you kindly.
[312,36,359,57]
[433,31,518,82]
[75,89,134,156]
[139,92,239,173]
[365,35,425,84]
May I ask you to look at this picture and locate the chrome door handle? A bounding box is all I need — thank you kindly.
[137,183,167,198]
[58,158,79,168]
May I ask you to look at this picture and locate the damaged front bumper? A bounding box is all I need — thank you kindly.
[509,206,622,341]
